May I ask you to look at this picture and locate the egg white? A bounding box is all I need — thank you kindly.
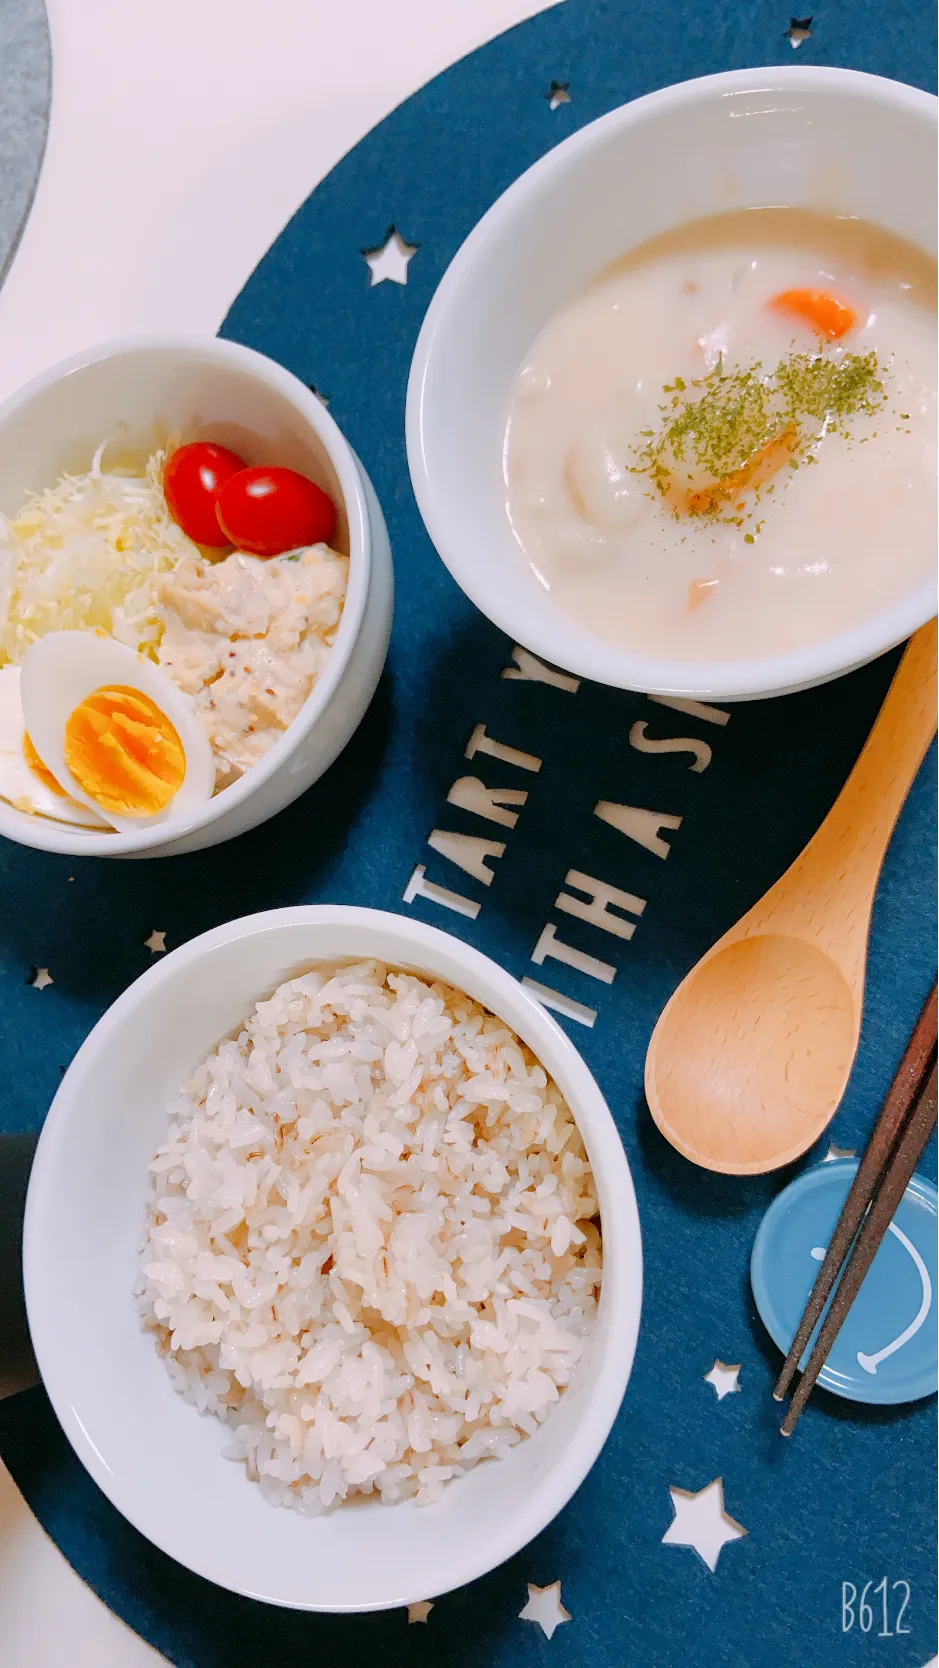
[0,664,108,827]
[20,632,216,831]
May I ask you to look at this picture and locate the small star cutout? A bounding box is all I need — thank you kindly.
[144,930,166,954]
[546,80,571,110]
[519,1581,571,1640]
[407,1601,433,1624]
[823,1142,856,1161]
[308,383,331,407]
[27,966,54,990]
[704,1360,741,1400]
[786,15,813,46]
[662,1479,747,1572]
[363,227,417,287]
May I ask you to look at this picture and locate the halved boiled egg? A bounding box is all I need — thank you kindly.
[20,632,215,831]
[0,665,107,826]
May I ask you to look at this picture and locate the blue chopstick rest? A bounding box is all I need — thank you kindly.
[751,1158,938,1406]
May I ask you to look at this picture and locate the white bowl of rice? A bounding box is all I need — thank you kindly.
[24,907,641,1611]
[0,336,393,857]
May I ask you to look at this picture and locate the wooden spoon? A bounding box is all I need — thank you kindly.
[645,620,937,1175]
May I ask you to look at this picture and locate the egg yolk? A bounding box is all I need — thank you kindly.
[22,732,67,796]
[64,685,186,817]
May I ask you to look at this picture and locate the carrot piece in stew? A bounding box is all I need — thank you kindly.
[769,288,857,340]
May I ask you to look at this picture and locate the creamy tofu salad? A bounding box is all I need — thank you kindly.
[156,547,347,787]
[0,438,348,828]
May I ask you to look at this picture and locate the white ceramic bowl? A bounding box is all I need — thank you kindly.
[23,906,642,1611]
[407,67,937,701]
[0,337,393,856]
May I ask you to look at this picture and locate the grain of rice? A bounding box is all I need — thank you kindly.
[137,961,602,1513]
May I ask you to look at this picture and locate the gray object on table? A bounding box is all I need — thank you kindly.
[0,0,51,287]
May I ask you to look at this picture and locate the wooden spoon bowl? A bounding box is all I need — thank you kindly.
[645,621,937,1175]
[650,935,857,1173]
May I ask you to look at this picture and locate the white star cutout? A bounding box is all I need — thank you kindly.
[407,1600,433,1624]
[546,80,571,110]
[29,967,54,990]
[519,1581,571,1640]
[704,1360,741,1400]
[363,228,417,287]
[144,930,166,954]
[662,1479,747,1572]
[823,1142,856,1161]
[786,17,812,48]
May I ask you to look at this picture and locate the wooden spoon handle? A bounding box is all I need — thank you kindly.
[744,620,937,980]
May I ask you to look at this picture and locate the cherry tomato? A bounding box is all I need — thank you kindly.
[163,442,245,547]
[215,466,337,556]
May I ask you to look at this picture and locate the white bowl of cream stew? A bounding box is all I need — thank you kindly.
[407,68,937,699]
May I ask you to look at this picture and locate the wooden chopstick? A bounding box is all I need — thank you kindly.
[774,983,937,1408]
[779,1053,938,1435]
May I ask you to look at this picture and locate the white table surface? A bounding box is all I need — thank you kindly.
[0,0,549,1661]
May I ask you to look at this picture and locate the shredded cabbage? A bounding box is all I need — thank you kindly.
[0,445,202,666]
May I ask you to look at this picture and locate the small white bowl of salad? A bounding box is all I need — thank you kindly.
[0,336,393,857]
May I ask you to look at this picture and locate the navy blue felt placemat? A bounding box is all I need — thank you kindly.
[0,2,937,1664]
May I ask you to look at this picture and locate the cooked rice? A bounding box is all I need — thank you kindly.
[137,961,602,1513]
